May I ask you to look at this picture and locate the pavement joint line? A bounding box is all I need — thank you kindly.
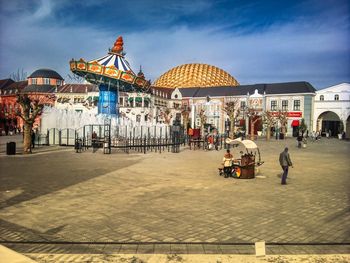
[1,241,350,246]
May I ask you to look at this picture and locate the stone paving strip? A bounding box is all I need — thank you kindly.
[23,253,350,263]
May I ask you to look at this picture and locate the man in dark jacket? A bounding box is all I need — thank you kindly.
[279,147,293,185]
[297,132,303,148]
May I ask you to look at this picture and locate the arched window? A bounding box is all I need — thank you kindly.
[334,94,339,101]
[320,95,324,101]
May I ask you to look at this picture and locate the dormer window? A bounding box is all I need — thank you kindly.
[320,95,324,101]
[43,78,50,85]
[334,94,339,101]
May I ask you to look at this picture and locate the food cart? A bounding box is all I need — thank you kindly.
[223,137,264,179]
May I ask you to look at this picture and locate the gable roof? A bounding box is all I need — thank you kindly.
[57,84,98,93]
[23,84,56,93]
[179,81,316,98]
[0,79,15,90]
[316,82,350,93]
[0,81,28,96]
[151,86,174,99]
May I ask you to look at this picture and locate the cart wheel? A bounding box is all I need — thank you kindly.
[235,167,241,178]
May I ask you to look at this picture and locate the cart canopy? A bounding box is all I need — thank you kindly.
[225,137,258,150]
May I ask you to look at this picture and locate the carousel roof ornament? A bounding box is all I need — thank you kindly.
[69,36,150,92]
[111,36,124,54]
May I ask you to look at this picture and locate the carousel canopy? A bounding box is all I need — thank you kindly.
[69,36,150,92]
[91,54,135,75]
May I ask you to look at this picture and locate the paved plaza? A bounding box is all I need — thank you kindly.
[0,135,349,261]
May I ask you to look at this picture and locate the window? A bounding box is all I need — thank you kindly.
[282,100,288,111]
[43,78,50,85]
[119,97,124,106]
[320,95,324,101]
[31,78,37,84]
[240,101,246,110]
[334,94,339,101]
[293,100,300,111]
[270,100,277,111]
[144,99,149,108]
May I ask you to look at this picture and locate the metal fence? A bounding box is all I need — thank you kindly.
[40,125,185,154]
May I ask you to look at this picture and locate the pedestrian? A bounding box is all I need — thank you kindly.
[92,131,97,153]
[222,149,233,178]
[279,147,293,185]
[31,130,36,149]
[297,132,303,148]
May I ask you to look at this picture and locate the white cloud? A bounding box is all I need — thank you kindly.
[33,0,53,19]
[0,3,349,89]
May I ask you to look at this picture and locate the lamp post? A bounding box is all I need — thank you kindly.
[245,92,250,137]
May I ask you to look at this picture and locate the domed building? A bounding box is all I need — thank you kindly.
[25,68,64,92]
[0,68,65,135]
[153,63,239,88]
[150,63,317,137]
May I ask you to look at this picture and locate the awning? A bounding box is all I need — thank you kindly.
[225,137,258,149]
[291,120,300,127]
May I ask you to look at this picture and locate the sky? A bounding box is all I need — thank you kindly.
[0,0,349,89]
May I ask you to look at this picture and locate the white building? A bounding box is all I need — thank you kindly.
[175,82,316,137]
[314,83,350,138]
[55,84,99,114]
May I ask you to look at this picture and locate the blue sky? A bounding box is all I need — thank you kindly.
[0,0,349,89]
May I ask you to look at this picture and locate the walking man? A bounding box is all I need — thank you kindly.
[279,147,293,185]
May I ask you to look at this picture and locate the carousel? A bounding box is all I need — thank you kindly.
[69,36,151,116]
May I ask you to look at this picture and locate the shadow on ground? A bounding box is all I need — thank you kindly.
[0,151,138,209]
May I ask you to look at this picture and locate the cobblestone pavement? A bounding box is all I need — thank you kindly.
[0,135,349,258]
[21,252,350,263]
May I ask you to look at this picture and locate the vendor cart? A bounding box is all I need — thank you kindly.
[224,137,264,179]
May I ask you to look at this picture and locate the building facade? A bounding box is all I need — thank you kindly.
[2,65,348,139]
[314,83,350,138]
[172,82,316,137]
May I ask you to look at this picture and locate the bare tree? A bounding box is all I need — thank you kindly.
[16,93,55,154]
[199,108,207,137]
[160,107,172,124]
[246,107,261,140]
[10,68,27,81]
[277,110,288,137]
[262,110,276,140]
[180,105,191,134]
[66,73,84,84]
[223,99,240,138]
